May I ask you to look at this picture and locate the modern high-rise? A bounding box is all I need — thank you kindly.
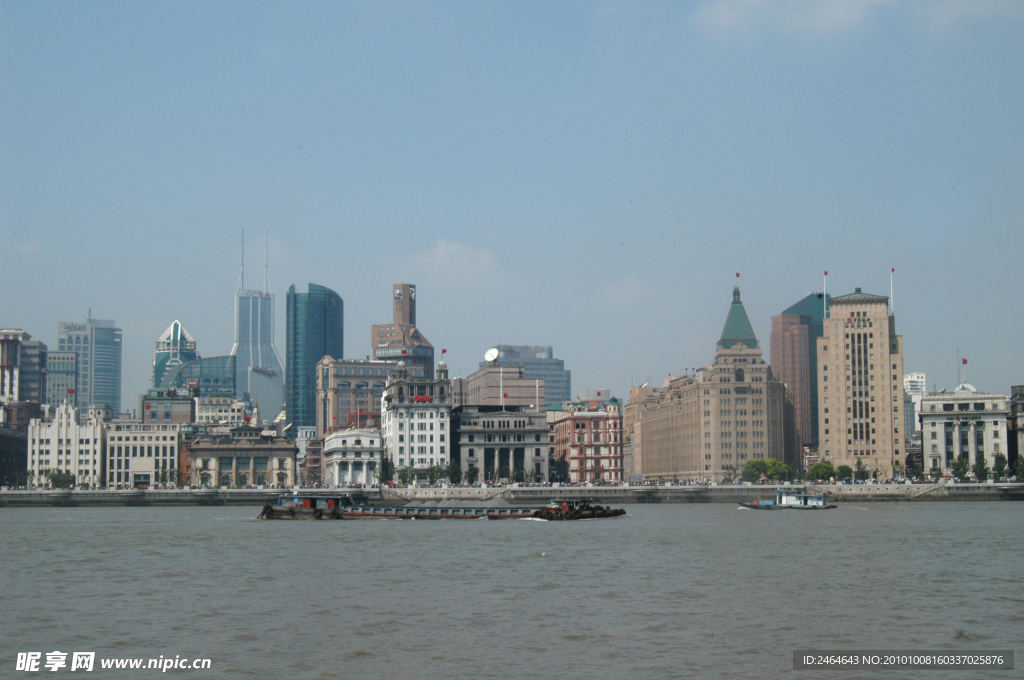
[160,355,237,398]
[770,293,829,455]
[57,315,122,412]
[372,284,435,379]
[1,329,48,405]
[286,283,344,430]
[633,287,787,482]
[230,235,285,416]
[152,320,198,388]
[816,288,905,480]
[478,345,570,407]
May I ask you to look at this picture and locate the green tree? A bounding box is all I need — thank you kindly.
[721,464,738,483]
[836,465,853,481]
[445,460,462,485]
[378,459,395,484]
[742,459,769,482]
[992,453,1007,480]
[464,466,480,486]
[854,459,869,481]
[397,466,413,486]
[426,464,444,486]
[950,454,970,480]
[765,458,789,481]
[44,469,75,489]
[972,457,990,483]
[1014,455,1024,480]
[805,461,837,481]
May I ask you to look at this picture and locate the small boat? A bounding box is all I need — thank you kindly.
[739,489,837,510]
[258,494,626,520]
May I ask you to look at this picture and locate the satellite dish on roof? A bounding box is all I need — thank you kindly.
[484,348,499,362]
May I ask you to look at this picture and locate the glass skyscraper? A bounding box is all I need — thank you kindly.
[152,320,198,388]
[286,283,343,430]
[57,315,122,412]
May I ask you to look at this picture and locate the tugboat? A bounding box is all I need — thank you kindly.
[738,488,837,510]
[257,494,627,520]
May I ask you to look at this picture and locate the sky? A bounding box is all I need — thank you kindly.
[2,0,1023,410]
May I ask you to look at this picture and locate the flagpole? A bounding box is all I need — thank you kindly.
[890,268,894,316]
[823,271,828,319]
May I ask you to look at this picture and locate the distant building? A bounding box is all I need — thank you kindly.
[161,355,237,398]
[451,364,545,409]
[380,360,451,479]
[548,395,623,484]
[322,427,383,486]
[1009,386,1023,472]
[27,402,106,488]
[770,292,829,453]
[57,315,122,412]
[140,388,196,425]
[152,320,198,388]
[2,402,43,435]
[452,405,549,481]
[632,288,788,481]
[623,385,657,479]
[286,283,344,431]
[372,284,434,379]
[315,358,395,439]
[194,396,250,426]
[479,345,570,408]
[105,419,182,488]
[904,372,927,433]
[230,248,285,419]
[1,329,48,405]
[46,351,78,410]
[919,384,1008,476]
[0,425,27,487]
[189,424,298,488]
[816,288,905,480]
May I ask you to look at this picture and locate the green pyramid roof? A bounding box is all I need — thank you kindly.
[719,287,758,349]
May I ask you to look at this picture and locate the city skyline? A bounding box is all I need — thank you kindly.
[2,2,1022,407]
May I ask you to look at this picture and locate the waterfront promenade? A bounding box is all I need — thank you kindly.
[2,481,1023,507]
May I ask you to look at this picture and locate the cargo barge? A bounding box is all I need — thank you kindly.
[257,495,625,521]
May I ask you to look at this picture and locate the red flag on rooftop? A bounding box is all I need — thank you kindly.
[824,270,828,275]
[442,349,447,354]
[963,358,968,365]
[892,268,895,273]
[401,349,408,355]
[503,393,508,398]
[736,272,740,277]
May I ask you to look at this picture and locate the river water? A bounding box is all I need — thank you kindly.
[2,502,1021,679]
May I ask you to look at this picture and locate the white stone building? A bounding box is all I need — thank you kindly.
[194,397,250,425]
[381,360,451,480]
[322,427,383,486]
[904,372,927,433]
[920,383,1008,476]
[105,419,182,488]
[27,402,106,488]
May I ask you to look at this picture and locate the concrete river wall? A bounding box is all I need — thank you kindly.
[2,482,1022,507]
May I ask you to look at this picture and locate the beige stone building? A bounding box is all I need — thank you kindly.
[634,288,787,482]
[816,288,905,479]
[451,364,545,409]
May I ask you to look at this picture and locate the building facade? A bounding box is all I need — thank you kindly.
[230,269,285,416]
[478,345,570,408]
[27,402,106,488]
[451,364,545,409]
[315,358,396,439]
[57,316,122,412]
[919,384,1008,476]
[46,351,77,410]
[152,320,198,388]
[195,397,250,426]
[322,427,383,486]
[549,397,623,483]
[380,361,451,477]
[372,284,434,379]
[770,292,828,454]
[140,388,196,425]
[633,288,787,482]
[1,329,48,405]
[904,372,927,433]
[105,420,182,488]
[452,405,550,481]
[1009,385,1023,472]
[189,425,298,488]
[286,283,344,430]
[816,288,905,480]
[161,355,237,397]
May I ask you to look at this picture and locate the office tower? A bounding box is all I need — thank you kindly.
[770,293,829,454]
[286,283,344,430]
[371,284,434,379]
[315,357,396,438]
[57,315,122,412]
[478,345,570,408]
[1,329,47,404]
[230,233,285,415]
[903,372,926,433]
[816,287,905,480]
[46,351,78,409]
[152,320,198,388]
[632,287,787,482]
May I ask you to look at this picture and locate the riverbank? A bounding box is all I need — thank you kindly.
[2,481,1022,507]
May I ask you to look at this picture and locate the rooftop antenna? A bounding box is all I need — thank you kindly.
[237,228,245,292]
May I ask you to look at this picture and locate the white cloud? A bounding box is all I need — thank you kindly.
[692,0,1020,34]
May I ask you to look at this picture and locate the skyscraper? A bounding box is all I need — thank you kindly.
[478,345,570,407]
[371,284,434,378]
[230,232,285,415]
[816,288,905,479]
[57,315,122,412]
[770,292,829,454]
[152,320,198,388]
[286,283,343,430]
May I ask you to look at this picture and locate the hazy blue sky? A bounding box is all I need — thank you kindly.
[2,0,1022,410]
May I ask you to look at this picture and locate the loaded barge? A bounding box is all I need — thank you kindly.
[257,495,625,521]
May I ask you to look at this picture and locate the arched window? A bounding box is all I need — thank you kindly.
[373,381,386,389]
[355,381,369,389]
[337,381,351,389]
